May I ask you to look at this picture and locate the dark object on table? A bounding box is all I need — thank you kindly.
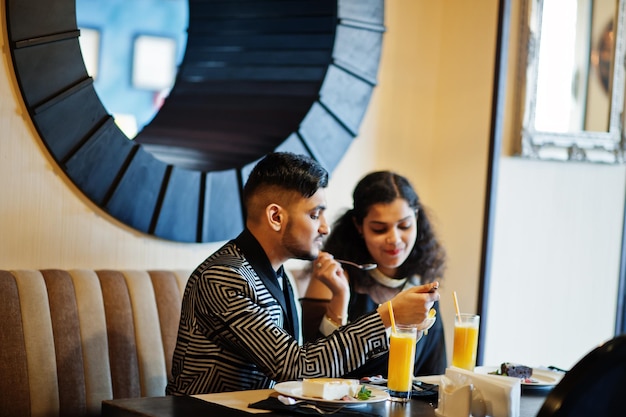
[248,395,382,417]
[537,334,626,417]
[103,396,253,417]
[546,365,568,374]
[501,362,533,379]
[412,380,439,402]
[358,376,438,402]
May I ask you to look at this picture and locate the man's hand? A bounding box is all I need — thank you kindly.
[377,282,440,328]
[312,252,350,326]
[312,252,350,297]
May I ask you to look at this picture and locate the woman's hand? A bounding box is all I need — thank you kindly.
[377,282,440,328]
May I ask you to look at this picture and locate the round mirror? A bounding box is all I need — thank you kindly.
[6,0,385,242]
[76,0,188,138]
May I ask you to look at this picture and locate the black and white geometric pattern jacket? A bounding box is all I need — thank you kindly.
[166,229,389,395]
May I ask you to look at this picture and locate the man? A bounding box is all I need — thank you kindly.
[166,152,439,395]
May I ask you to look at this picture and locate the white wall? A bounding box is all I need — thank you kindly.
[484,0,625,370]
[484,157,624,370]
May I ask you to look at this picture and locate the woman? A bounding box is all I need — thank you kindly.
[301,171,447,378]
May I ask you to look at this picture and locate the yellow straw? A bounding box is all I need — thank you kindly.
[453,291,461,320]
[387,300,397,333]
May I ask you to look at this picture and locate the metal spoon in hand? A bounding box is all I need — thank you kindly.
[335,259,377,271]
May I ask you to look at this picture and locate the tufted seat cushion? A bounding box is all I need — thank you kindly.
[0,269,190,417]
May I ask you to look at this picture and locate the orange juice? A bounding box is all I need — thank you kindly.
[452,314,480,371]
[387,326,417,400]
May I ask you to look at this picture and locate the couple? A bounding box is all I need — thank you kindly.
[166,152,444,395]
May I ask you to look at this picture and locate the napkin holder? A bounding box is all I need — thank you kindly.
[435,366,521,417]
[434,378,472,417]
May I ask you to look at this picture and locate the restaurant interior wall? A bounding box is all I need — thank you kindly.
[4,0,612,369]
[483,0,625,370]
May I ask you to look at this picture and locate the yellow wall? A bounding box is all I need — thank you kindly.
[302,0,499,358]
[1,0,499,360]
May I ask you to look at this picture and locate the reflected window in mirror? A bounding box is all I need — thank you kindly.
[76,0,188,138]
[519,0,626,163]
[534,0,611,133]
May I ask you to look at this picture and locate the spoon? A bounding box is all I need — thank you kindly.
[277,395,347,414]
[335,259,377,271]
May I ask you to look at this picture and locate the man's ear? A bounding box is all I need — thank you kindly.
[267,204,283,231]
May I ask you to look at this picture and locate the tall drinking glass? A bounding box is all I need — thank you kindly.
[452,313,480,371]
[387,324,417,402]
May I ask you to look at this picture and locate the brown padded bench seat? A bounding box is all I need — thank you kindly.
[0,269,190,417]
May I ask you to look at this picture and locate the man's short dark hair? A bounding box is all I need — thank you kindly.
[243,152,329,206]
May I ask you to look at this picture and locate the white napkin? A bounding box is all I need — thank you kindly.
[438,366,521,417]
[435,376,472,417]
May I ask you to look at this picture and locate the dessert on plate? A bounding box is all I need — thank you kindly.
[499,362,533,379]
[301,378,360,400]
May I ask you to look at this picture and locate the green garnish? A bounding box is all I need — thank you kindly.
[356,385,372,400]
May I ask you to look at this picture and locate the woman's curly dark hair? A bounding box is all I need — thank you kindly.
[323,171,446,283]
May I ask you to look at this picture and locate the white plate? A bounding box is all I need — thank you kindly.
[474,366,564,388]
[274,381,390,405]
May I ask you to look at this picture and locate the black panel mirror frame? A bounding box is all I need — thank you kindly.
[6,0,385,243]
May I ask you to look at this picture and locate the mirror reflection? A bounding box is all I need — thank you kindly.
[533,0,615,134]
[76,0,188,138]
[520,0,626,163]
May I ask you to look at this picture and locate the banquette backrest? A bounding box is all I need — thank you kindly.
[0,269,191,417]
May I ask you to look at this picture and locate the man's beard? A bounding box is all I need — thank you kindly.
[282,224,318,261]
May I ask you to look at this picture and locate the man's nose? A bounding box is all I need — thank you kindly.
[320,217,330,235]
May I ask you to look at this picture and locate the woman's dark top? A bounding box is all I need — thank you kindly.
[342,285,447,379]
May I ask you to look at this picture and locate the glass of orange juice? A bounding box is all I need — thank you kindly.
[452,313,480,371]
[387,324,417,402]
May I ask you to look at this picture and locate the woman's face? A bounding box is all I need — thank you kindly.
[357,198,418,276]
